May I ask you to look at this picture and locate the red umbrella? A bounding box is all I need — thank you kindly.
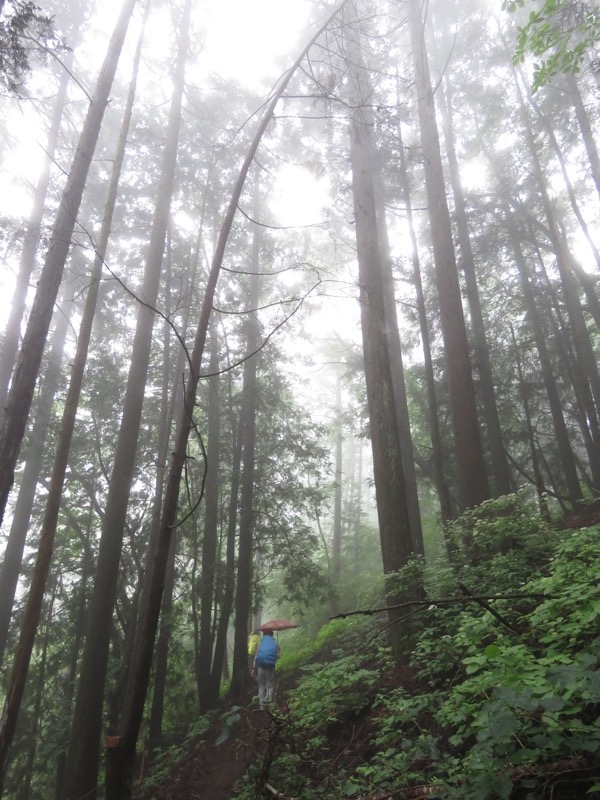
[259,619,298,632]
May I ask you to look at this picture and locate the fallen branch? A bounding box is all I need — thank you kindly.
[457,580,517,633]
[265,783,297,799]
[331,592,550,620]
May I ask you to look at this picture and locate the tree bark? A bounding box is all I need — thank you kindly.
[196,320,222,712]
[230,176,262,701]
[0,48,74,419]
[407,0,490,510]
[63,2,188,795]
[396,115,454,524]
[566,71,600,204]
[0,280,74,668]
[345,9,415,655]
[437,72,512,497]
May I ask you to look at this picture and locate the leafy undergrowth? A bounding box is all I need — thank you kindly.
[144,493,600,800]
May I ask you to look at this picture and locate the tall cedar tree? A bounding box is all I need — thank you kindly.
[0,0,138,529]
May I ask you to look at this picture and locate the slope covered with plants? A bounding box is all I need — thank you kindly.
[143,494,600,800]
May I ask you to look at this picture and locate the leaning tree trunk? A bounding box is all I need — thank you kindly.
[534,248,600,490]
[524,77,600,279]
[102,6,352,795]
[514,66,600,432]
[408,0,489,511]
[0,0,138,530]
[566,71,600,204]
[62,3,189,796]
[0,7,149,763]
[0,50,73,419]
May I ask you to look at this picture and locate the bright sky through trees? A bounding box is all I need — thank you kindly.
[0,0,325,323]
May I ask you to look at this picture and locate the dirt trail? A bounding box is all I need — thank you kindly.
[143,707,274,800]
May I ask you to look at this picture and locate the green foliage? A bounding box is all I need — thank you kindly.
[287,654,381,734]
[246,497,600,799]
[504,0,600,91]
[0,0,62,95]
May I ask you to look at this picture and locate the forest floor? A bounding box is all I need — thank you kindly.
[141,662,416,800]
[141,700,272,799]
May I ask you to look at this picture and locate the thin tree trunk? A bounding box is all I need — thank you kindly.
[510,326,551,525]
[503,204,582,502]
[566,71,600,205]
[63,3,188,795]
[396,114,454,524]
[0,281,74,668]
[210,409,243,704]
[197,320,222,712]
[331,368,343,596]
[0,0,138,529]
[437,72,512,496]
[230,176,262,701]
[54,534,94,800]
[0,50,74,419]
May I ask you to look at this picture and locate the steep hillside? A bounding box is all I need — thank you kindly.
[142,499,600,800]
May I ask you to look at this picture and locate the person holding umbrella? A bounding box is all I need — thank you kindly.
[252,629,279,710]
[252,620,297,710]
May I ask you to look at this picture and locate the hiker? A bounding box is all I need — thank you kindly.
[252,628,280,710]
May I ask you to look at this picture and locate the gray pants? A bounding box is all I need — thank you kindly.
[257,665,276,709]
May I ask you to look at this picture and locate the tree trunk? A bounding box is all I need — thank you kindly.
[331,369,343,597]
[210,408,243,704]
[504,204,582,502]
[0,49,74,419]
[437,72,512,497]
[510,326,551,525]
[566,71,600,204]
[0,281,74,668]
[0,0,138,529]
[230,176,262,701]
[396,115,454,524]
[407,0,490,511]
[371,169,424,554]
[345,10,415,656]
[63,2,188,795]
[197,320,222,712]
[101,8,352,794]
